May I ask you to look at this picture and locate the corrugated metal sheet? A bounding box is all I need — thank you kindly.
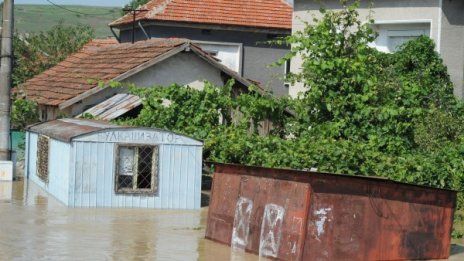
[27,119,118,142]
[206,163,457,261]
[27,119,202,145]
[26,133,71,205]
[69,142,202,208]
[80,94,142,121]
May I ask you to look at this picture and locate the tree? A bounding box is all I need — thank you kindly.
[13,22,95,86]
[11,22,95,129]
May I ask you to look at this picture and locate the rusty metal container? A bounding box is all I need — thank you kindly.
[205,163,457,260]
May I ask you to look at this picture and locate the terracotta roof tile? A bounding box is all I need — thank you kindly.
[18,38,188,106]
[110,0,292,30]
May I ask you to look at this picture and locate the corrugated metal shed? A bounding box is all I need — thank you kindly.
[79,94,142,121]
[25,119,203,209]
[206,163,457,261]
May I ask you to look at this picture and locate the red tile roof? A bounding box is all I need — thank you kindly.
[110,0,292,30]
[18,38,188,106]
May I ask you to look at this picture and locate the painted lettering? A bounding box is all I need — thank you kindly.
[231,197,253,250]
[259,203,285,258]
[97,131,185,144]
[314,207,332,241]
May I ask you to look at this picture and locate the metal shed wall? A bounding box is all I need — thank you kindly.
[69,141,202,209]
[206,164,457,261]
[26,120,203,209]
[69,128,202,209]
[26,132,72,205]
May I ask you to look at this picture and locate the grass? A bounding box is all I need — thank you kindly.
[0,5,121,38]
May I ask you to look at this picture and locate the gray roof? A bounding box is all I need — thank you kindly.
[27,118,203,145]
[79,94,142,121]
[27,119,120,142]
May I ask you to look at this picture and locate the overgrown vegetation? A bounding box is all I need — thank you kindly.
[115,1,464,215]
[10,97,39,130]
[13,22,95,86]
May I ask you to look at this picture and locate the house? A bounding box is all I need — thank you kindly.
[291,0,464,98]
[17,38,260,121]
[25,118,203,208]
[109,0,294,96]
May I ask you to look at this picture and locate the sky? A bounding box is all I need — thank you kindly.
[15,0,130,7]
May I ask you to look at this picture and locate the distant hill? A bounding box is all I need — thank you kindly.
[0,5,121,38]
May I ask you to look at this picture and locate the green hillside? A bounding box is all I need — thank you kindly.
[0,5,121,38]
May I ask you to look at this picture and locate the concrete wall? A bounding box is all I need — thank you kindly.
[441,0,464,97]
[291,0,463,98]
[68,52,225,117]
[119,25,290,96]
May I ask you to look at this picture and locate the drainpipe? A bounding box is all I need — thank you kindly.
[109,26,121,43]
[138,21,150,40]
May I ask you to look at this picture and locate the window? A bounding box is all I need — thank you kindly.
[36,135,50,183]
[371,23,430,53]
[194,41,242,73]
[386,30,425,52]
[115,145,159,194]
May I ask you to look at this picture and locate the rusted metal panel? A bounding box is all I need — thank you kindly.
[206,172,311,260]
[206,163,457,261]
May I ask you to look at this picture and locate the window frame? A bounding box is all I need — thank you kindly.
[370,21,432,53]
[114,144,159,195]
[36,134,50,183]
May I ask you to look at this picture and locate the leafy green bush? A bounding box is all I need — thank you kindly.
[13,22,94,86]
[11,96,39,130]
[116,0,464,209]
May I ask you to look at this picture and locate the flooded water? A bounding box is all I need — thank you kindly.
[0,180,263,261]
[1,180,463,261]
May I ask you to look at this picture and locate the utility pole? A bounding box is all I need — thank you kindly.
[0,0,14,161]
[122,8,148,44]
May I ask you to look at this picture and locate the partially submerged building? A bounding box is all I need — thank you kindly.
[25,119,203,209]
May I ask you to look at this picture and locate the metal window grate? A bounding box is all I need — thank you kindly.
[36,135,50,183]
[115,145,159,194]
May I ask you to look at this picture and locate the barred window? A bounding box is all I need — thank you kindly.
[115,145,159,194]
[36,135,50,183]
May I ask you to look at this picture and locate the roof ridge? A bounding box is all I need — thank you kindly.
[109,0,293,30]
[147,0,173,19]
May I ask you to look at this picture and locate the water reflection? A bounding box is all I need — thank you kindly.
[0,180,261,261]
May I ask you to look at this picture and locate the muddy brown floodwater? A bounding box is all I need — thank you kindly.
[0,180,268,261]
[1,180,463,261]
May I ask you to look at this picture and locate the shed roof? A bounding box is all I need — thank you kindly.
[79,93,142,121]
[16,38,258,109]
[110,0,293,31]
[27,118,203,145]
[27,119,119,142]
